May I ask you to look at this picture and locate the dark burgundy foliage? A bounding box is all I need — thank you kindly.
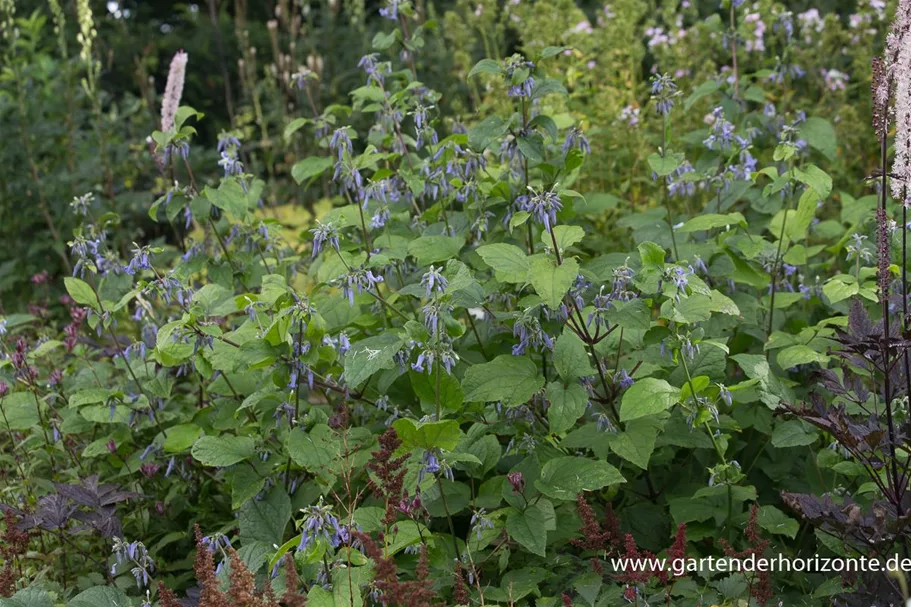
[1,511,29,597]
[779,301,911,604]
[1,476,140,538]
[366,428,410,525]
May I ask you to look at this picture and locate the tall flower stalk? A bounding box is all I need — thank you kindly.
[76,0,114,198]
[886,4,911,415]
[872,0,911,521]
[160,51,189,133]
[48,0,77,179]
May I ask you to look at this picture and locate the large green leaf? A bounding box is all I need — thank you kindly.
[647,152,684,177]
[771,420,817,448]
[793,164,832,199]
[607,415,665,469]
[239,486,292,549]
[343,333,404,388]
[292,156,334,184]
[208,177,249,218]
[468,115,509,151]
[534,457,625,500]
[505,499,555,557]
[786,188,821,242]
[777,344,828,369]
[552,330,593,380]
[231,465,265,510]
[756,505,799,539]
[542,225,585,250]
[191,435,256,467]
[64,277,99,310]
[67,587,131,607]
[684,79,722,110]
[638,241,667,268]
[732,353,793,409]
[662,290,738,324]
[191,283,237,316]
[527,257,579,309]
[462,355,543,406]
[799,117,837,160]
[287,424,339,478]
[163,423,202,453]
[410,370,464,413]
[573,572,603,606]
[307,587,336,607]
[393,418,461,451]
[823,276,861,304]
[619,378,680,422]
[546,381,588,434]
[609,298,652,331]
[468,58,502,78]
[332,566,368,607]
[408,236,464,265]
[677,212,746,233]
[1,392,40,430]
[517,135,545,163]
[1,588,52,607]
[476,243,529,283]
[493,567,551,602]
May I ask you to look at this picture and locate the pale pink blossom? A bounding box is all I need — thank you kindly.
[160,50,188,133]
[743,12,766,52]
[885,0,911,200]
[797,8,824,43]
[572,20,593,34]
[891,37,911,200]
[618,105,639,127]
[821,68,848,91]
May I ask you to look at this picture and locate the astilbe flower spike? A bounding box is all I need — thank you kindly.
[719,504,772,605]
[182,532,285,607]
[355,531,437,607]
[452,563,470,605]
[161,50,189,133]
[366,428,409,525]
[665,523,689,576]
[280,553,308,607]
[571,494,620,553]
[615,533,664,586]
[599,520,693,594]
[0,511,29,597]
[261,582,279,607]
[157,583,183,607]
[227,548,281,607]
[194,524,230,607]
[227,548,257,605]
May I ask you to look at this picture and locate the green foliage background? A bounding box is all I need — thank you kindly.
[1,0,909,606]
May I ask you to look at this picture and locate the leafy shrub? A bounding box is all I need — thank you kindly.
[3,0,911,606]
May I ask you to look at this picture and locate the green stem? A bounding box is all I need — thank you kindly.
[436,476,461,560]
[464,312,490,361]
[680,348,724,464]
[0,395,36,500]
[208,217,248,291]
[660,114,679,261]
[435,362,442,419]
